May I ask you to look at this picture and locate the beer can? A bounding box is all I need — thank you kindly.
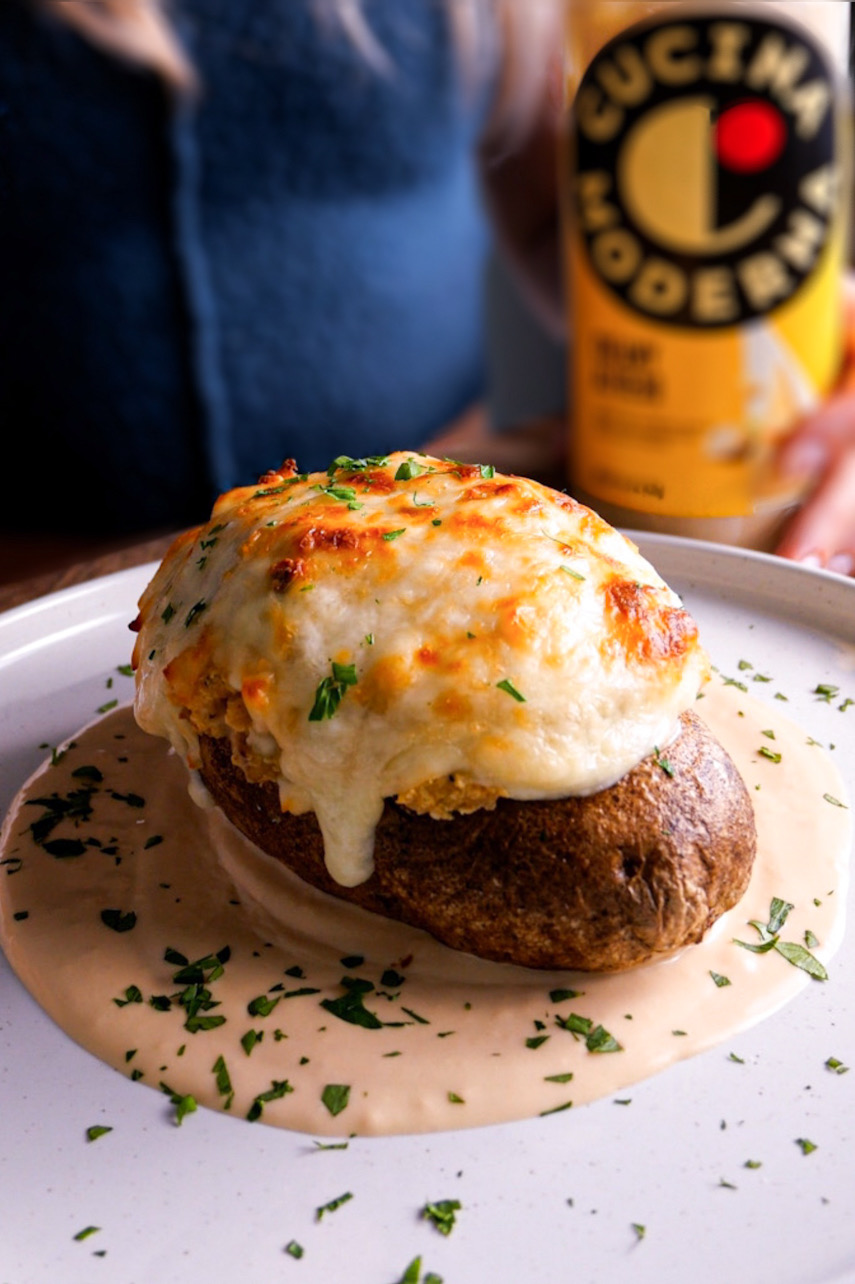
[563,1,852,547]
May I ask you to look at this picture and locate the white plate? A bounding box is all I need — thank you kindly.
[1,536,854,1284]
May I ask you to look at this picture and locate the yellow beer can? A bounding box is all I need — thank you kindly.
[564,1,851,547]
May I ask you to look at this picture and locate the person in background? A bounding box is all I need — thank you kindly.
[0,0,853,580]
[0,0,562,543]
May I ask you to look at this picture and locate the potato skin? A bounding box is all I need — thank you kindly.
[199,710,756,971]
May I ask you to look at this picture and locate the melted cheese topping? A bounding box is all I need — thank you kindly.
[133,452,710,886]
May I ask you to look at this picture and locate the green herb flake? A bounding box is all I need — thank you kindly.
[823,793,848,809]
[383,528,407,541]
[284,1241,304,1259]
[212,1055,233,1098]
[796,1138,818,1155]
[632,1223,646,1241]
[100,908,137,933]
[586,1024,622,1054]
[814,684,839,702]
[246,1079,293,1122]
[447,1091,465,1104]
[308,662,358,722]
[526,1035,550,1050]
[397,1258,423,1284]
[86,1125,113,1143]
[544,1072,574,1084]
[805,929,820,949]
[826,1057,849,1074]
[540,1100,574,1116]
[653,747,675,777]
[738,659,753,671]
[159,1082,197,1126]
[315,1191,353,1221]
[241,1029,263,1056]
[320,977,383,1029]
[321,1083,351,1117]
[728,1051,745,1064]
[97,699,119,715]
[113,984,143,1008]
[560,564,586,581]
[549,987,582,1004]
[710,971,731,988]
[395,459,428,481]
[744,1159,762,1169]
[496,678,526,703]
[247,994,281,1018]
[422,1199,461,1237]
[758,746,782,763]
[161,603,176,624]
[73,1227,101,1243]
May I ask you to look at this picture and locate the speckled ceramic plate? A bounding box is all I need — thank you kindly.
[0,536,853,1284]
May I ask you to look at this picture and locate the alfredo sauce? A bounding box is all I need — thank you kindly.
[0,680,849,1137]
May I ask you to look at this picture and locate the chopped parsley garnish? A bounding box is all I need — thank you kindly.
[422,1199,461,1236]
[315,1191,353,1221]
[496,678,526,702]
[73,1227,101,1243]
[212,1055,233,1099]
[796,1138,818,1155]
[710,971,731,988]
[652,747,675,777]
[160,1082,197,1125]
[284,1241,304,1259]
[823,793,848,808]
[247,1079,293,1122]
[814,684,839,702]
[241,1029,263,1056]
[544,1072,574,1084]
[321,1083,351,1117]
[113,984,143,1007]
[100,908,137,933]
[526,1035,550,1050]
[479,463,495,479]
[549,987,581,1003]
[97,699,118,714]
[560,565,586,581]
[826,1057,849,1074]
[395,459,428,481]
[757,746,782,763]
[320,977,383,1029]
[556,1012,622,1052]
[631,1223,646,1241]
[447,1091,464,1104]
[383,528,406,541]
[308,661,358,722]
[86,1125,113,1142]
[734,897,828,980]
[247,994,281,1018]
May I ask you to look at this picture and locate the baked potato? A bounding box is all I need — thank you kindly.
[132,451,756,971]
[199,708,754,971]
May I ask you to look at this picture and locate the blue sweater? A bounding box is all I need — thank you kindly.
[0,1,494,531]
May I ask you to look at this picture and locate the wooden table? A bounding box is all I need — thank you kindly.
[0,533,178,615]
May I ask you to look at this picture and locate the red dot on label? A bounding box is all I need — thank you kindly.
[715,100,787,172]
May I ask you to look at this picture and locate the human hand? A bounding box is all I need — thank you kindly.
[775,278,855,577]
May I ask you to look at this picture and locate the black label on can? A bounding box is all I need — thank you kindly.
[572,12,840,328]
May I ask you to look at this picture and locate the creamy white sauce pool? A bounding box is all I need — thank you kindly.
[0,681,850,1137]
